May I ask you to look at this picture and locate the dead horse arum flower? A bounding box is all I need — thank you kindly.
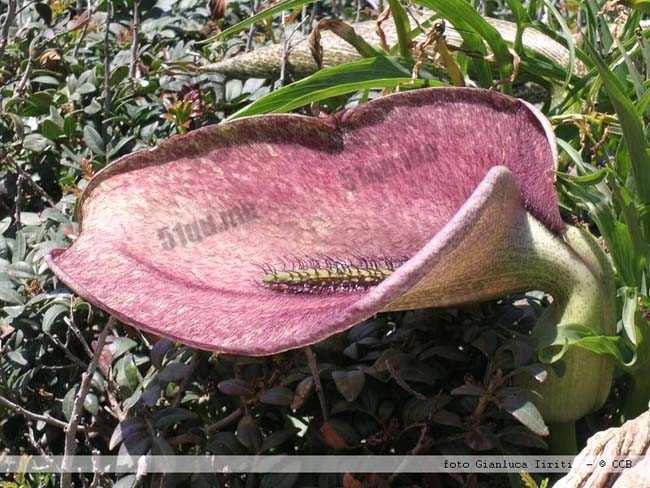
[47,88,615,424]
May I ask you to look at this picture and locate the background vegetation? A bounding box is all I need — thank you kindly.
[0,0,649,486]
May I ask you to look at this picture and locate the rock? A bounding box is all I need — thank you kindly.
[555,410,650,487]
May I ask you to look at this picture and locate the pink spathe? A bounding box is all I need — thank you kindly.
[47,88,560,355]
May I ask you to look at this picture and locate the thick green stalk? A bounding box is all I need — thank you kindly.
[511,220,616,425]
[623,360,650,420]
[386,170,616,425]
[547,422,578,455]
[525,223,616,415]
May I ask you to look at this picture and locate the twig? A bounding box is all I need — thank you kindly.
[301,2,318,37]
[65,315,94,360]
[233,359,250,417]
[388,394,444,486]
[61,317,115,488]
[0,0,17,61]
[14,174,23,229]
[386,360,426,400]
[304,346,329,423]
[103,382,126,421]
[206,407,243,434]
[26,420,49,456]
[73,4,94,58]
[387,422,431,485]
[133,328,152,350]
[13,39,36,97]
[47,332,88,370]
[102,0,112,163]
[0,394,83,431]
[128,0,140,79]
[10,158,56,207]
[245,0,260,52]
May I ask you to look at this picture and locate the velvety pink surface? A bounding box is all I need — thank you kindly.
[48,88,561,354]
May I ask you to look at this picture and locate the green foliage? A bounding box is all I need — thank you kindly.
[520,471,549,488]
[228,56,446,119]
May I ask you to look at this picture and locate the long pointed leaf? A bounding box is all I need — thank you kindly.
[228,56,447,119]
[540,0,575,89]
[198,0,318,44]
[584,41,650,241]
[387,0,412,59]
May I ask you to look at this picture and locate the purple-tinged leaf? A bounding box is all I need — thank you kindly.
[260,427,300,453]
[290,376,314,411]
[151,338,174,369]
[157,361,191,384]
[332,370,365,402]
[109,418,148,451]
[451,384,486,396]
[259,386,294,406]
[217,378,254,397]
[500,395,549,437]
[153,407,199,430]
[465,426,496,451]
[237,415,262,452]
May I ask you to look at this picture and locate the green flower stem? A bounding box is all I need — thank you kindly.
[547,422,578,455]
[386,171,617,427]
[623,368,650,421]
[511,218,616,425]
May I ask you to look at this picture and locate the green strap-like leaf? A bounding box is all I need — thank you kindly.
[197,0,318,44]
[536,323,634,369]
[386,0,413,59]
[227,56,447,119]
[584,40,650,244]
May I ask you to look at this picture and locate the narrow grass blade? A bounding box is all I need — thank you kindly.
[584,41,650,240]
[557,139,639,286]
[504,0,529,53]
[387,0,412,59]
[540,0,575,89]
[198,0,318,44]
[227,56,447,119]
[614,36,645,100]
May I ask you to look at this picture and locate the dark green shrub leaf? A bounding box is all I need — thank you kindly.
[109,337,138,361]
[153,407,199,430]
[260,427,300,452]
[236,415,262,452]
[260,386,294,406]
[332,370,365,402]
[41,304,68,333]
[83,392,99,415]
[22,134,51,153]
[499,396,549,436]
[83,126,105,156]
[151,339,174,369]
[260,473,299,488]
[217,378,254,397]
[157,361,191,384]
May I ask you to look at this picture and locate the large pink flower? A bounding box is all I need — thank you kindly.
[48,88,562,355]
